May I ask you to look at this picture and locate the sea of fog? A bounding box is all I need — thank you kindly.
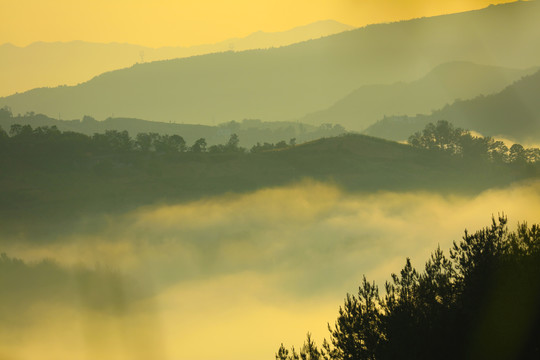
[2,179,540,360]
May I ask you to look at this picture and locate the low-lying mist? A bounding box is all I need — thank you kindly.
[2,180,540,360]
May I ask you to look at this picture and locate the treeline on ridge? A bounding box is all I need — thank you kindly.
[0,107,346,149]
[0,122,300,169]
[1,120,539,171]
[1,120,539,240]
[277,216,540,360]
[408,120,540,164]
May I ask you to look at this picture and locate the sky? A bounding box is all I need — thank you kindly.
[0,0,514,47]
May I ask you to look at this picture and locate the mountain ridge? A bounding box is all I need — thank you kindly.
[297,61,538,131]
[1,1,539,124]
[364,68,540,143]
[0,20,353,97]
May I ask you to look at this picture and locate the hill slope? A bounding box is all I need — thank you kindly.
[1,1,540,124]
[364,69,540,143]
[1,132,536,238]
[298,62,537,131]
[0,20,353,97]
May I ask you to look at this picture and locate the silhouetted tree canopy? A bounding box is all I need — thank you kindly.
[250,139,291,153]
[208,133,247,153]
[278,216,540,360]
[0,108,347,149]
[408,120,540,164]
[190,138,207,153]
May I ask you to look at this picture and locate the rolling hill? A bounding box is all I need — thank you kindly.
[364,68,540,143]
[1,131,536,239]
[297,61,537,131]
[1,1,540,125]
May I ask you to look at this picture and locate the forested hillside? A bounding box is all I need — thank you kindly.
[1,122,538,240]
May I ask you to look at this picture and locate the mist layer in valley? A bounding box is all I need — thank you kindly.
[2,180,540,360]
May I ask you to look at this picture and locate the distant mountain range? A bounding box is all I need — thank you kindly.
[1,1,539,126]
[364,68,540,144]
[0,20,353,97]
[298,61,538,131]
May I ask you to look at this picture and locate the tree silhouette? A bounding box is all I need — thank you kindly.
[225,133,241,152]
[278,216,540,359]
[191,138,207,152]
[409,121,540,165]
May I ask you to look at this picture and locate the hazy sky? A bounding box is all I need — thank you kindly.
[1,0,514,47]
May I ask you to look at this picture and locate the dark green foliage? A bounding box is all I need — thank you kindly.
[190,137,207,152]
[408,120,540,164]
[279,216,540,359]
[329,277,382,360]
[300,333,322,360]
[0,124,234,162]
[153,134,186,153]
[208,134,247,153]
[276,344,290,360]
[0,109,347,149]
[93,130,132,153]
[408,120,467,153]
[276,334,323,360]
[250,139,290,153]
[135,132,158,152]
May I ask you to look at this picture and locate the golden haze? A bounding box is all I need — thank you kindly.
[1,0,514,47]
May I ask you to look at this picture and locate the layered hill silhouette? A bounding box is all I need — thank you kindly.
[0,20,353,97]
[365,69,540,143]
[0,110,345,147]
[298,61,537,131]
[1,1,540,124]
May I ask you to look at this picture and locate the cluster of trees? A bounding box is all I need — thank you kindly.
[0,123,202,155]
[408,120,540,163]
[1,108,346,149]
[0,124,299,157]
[277,216,540,360]
[250,138,296,153]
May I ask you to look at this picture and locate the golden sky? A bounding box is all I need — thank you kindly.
[0,0,514,48]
